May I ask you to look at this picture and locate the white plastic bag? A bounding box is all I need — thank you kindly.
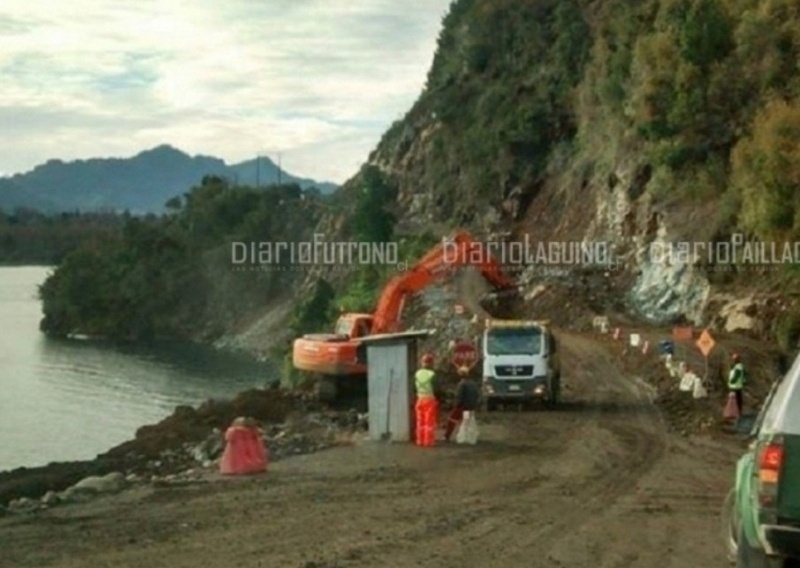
[679,371,696,392]
[692,376,708,399]
[456,411,479,445]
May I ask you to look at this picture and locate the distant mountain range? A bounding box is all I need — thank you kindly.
[0,145,338,214]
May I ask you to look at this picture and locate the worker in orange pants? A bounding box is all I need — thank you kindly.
[414,353,439,446]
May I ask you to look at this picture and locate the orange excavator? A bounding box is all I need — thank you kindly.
[291,231,516,400]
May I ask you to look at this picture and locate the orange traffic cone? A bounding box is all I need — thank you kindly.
[723,393,740,421]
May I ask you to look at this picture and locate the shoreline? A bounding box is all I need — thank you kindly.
[0,292,287,506]
[0,385,364,508]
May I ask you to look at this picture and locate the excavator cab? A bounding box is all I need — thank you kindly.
[334,314,374,339]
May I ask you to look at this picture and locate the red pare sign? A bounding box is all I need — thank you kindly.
[451,341,478,370]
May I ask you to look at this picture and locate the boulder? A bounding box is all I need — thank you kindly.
[67,471,126,496]
[9,496,37,512]
[190,429,224,463]
[41,491,59,506]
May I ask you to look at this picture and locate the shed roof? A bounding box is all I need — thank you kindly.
[359,329,435,345]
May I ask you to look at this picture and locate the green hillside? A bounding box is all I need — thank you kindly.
[372,0,800,243]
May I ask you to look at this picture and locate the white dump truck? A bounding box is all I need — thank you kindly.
[480,319,560,410]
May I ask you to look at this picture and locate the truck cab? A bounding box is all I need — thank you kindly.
[728,350,800,567]
[481,319,560,410]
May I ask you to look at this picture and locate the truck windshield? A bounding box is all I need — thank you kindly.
[486,328,542,355]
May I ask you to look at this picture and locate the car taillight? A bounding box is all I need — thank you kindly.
[758,438,784,507]
[760,443,784,481]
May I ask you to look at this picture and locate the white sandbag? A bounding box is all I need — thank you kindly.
[456,411,479,445]
[692,376,708,399]
[679,371,696,392]
[455,416,468,444]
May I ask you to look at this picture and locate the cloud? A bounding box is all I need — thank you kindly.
[0,0,452,184]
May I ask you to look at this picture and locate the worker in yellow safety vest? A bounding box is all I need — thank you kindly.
[414,353,439,447]
[728,352,746,417]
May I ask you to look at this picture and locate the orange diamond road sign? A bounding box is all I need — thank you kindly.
[696,329,715,357]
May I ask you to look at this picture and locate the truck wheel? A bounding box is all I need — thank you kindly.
[486,399,498,412]
[737,524,784,568]
[544,377,560,409]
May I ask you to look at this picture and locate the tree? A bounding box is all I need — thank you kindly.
[678,0,733,69]
[732,98,800,240]
[352,166,397,244]
[290,278,336,336]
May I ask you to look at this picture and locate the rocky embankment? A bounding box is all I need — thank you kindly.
[0,387,367,516]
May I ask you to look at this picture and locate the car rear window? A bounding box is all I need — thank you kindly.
[761,353,800,435]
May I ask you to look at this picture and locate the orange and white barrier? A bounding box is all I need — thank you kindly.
[723,392,739,420]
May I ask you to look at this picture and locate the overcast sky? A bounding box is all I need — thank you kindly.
[0,1,453,183]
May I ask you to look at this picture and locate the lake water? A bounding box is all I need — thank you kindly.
[0,266,274,471]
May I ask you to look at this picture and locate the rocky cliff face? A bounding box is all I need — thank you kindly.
[363,106,717,329]
[238,0,800,360]
[353,0,800,340]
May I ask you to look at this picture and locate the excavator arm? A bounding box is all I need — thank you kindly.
[370,231,515,334]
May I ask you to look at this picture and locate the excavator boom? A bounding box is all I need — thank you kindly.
[371,231,514,333]
[292,230,515,395]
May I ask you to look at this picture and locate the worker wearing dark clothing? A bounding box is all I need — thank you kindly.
[445,368,482,442]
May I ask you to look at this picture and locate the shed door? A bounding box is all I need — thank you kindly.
[367,343,412,442]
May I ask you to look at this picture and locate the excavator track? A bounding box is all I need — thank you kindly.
[314,373,368,411]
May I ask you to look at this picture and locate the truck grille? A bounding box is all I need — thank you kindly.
[494,365,534,377]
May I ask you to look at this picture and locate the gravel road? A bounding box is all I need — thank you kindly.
[0,332,743,568]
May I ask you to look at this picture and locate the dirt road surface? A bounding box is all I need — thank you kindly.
[0,333,744,568]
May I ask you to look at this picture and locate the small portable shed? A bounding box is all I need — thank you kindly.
[359,330,434,442]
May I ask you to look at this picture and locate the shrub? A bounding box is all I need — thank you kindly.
[731,98,800,241]
[776,309,800,352]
